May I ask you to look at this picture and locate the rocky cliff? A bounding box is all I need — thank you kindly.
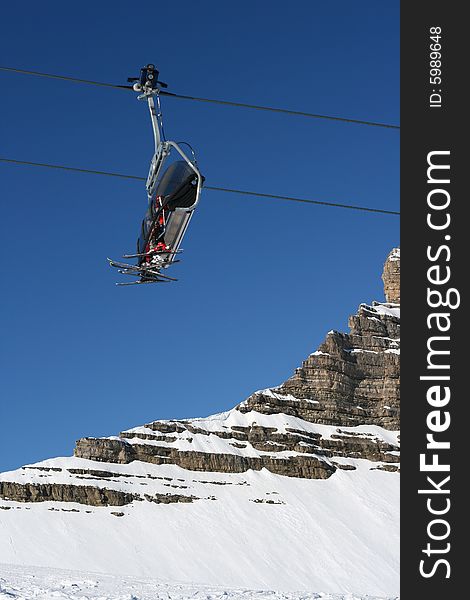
[382,247,400,303]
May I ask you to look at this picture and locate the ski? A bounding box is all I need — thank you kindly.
[116,267,177,281]
[107,258,153,271]
[122,250,182,259]
[116,279,169,286]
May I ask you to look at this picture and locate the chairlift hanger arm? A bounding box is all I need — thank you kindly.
[147,94,163,154]
[129,64,203,205]
[144,94,169,197]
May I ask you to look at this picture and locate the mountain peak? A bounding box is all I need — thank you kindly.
[382,247,400,303]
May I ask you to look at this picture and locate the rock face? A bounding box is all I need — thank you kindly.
[74,437,335,480]
[0,249,400,508]
[240,303,399,431]
[0,481,140,506]
[382,247,400,303]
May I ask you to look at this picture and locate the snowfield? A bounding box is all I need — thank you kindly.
[0,564,399,600]
[0,458,399,597]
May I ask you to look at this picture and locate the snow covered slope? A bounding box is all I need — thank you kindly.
[0,564,399,600]
[0,250,400,598]
[0,455,398,595]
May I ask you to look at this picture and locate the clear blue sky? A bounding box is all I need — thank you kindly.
[0,1,399,472]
